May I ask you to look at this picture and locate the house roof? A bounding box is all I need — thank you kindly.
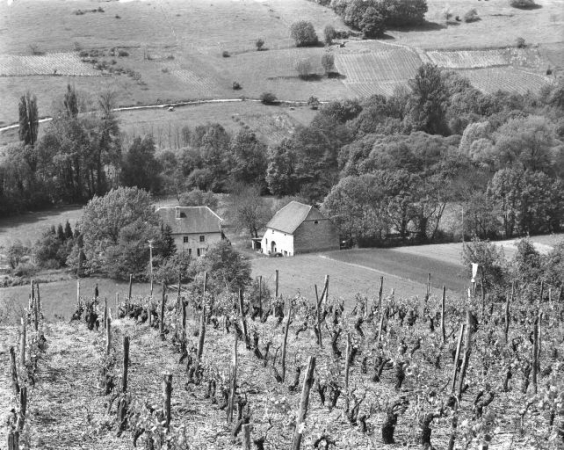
[266,201,327,234]
[157,206,223,235]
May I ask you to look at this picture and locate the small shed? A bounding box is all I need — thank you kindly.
[260,201,339,256]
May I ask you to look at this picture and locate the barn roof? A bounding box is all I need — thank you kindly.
[157,206,223,235]
[266,201,326,234]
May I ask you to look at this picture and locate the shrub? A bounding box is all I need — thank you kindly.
[509,0,537,8]
[463,8,480,23]
[13,262,38,278]
[321,53,335,75]
[29,44,44,55]
[308,96,320,110]
[222,50,230,57]
[115,14,121,19]
[516,37,526,48]
[255,38,265,51]
[324,24,336,45]
[118,50,129,57]
[260,92,277,104]
[290,21,319,47]
[79,50,89,58]
[295,58,313,79]
[233,81,242,90]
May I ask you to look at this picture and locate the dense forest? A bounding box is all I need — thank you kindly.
[1,65,564,246]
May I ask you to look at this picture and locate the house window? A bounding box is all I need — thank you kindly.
[188,249,192,256]
[183,236,189,243]
[314,220,319,224]
[197,248,206,257]
[199,235,205,243]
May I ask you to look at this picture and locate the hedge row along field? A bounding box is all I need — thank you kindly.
[3,272,564,449]
[0,53,101,77]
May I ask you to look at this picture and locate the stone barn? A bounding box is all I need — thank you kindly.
[261,201,339,256]
[157,206,224,257]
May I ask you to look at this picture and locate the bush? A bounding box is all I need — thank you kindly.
[463,8,480,23]
[509,0,537,8]
[290,21,319,47]
[324,24,336,45]
[321,53,335,75]
[118,50,129,57]
[360,7,385,38]
[308,96,320,110]
[295,58,313,79]
[516,37,526,48]
[260,92,277,104]
[255,38,265,51]
[233,81,242,90]
[222,50,230,58]
[13,262,38,278]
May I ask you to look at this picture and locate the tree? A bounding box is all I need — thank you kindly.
[178,189,219,209]
[121,136,162,194]
[360,6,385,38]
[295,58,313,79]
[78,187,161,278]
[381,0,428,27]
[255,38,265,51]
[408,64,449,135]
[511,238,543,286]
[324,24,336,45]
[63,84,79,118]
[96,91,121,195]
[227,184,272,239]
[321,53,335,75]
[266,139,299,196]
[260,92,277,104]
[6,240,28,270]
[462,238,507,292]
[189,240,251,294]
[229,129,268,190]
[290,21,319,47]
[19,92,39,147]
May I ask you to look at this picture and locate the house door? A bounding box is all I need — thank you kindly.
[271,241,276,254]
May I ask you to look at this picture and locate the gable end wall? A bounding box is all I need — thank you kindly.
[294,219,339,254]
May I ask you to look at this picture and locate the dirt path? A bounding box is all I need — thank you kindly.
[29,322,124,450]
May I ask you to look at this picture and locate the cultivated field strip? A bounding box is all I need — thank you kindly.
[0,53,100,77]
[347,80,406,98]
[335,49,422,83]
[427,49,508,69]
[456,67,550,94]
[0,327,18,446]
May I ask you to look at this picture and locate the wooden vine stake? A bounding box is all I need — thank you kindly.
[122,336,130,393]
[242,423,252,450]
[378,276,384,320]
[196,306,206,369]
[532,312,541,394]
[17,386,27,431]
[20,317,26,367]
[76,279,81,309]
[228,332,238,423]
[9,346,19,396]
[160,284,167,340]
[281,300,293,382]
[505,283,513,343]
[103,297,108,329]
[258,275,263,318]
[344,333,351,411]
[441,286,446,344]
[7,430,19,450]
[36,281,41,330]
[451,323,465,394]
[291,356,316,450]
[275,269,279,298]
[128,274,133,302]
[163,372,173,432]
[238,290,249,345]
[106,318,112,355]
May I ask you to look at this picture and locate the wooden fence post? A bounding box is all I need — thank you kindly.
[122,336,130,393]
[291,356,316,450]
[20,317,26,367]
[163,372,173,431]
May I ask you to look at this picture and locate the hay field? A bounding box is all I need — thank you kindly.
[0,0,352,128]
[387,0,564,50]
